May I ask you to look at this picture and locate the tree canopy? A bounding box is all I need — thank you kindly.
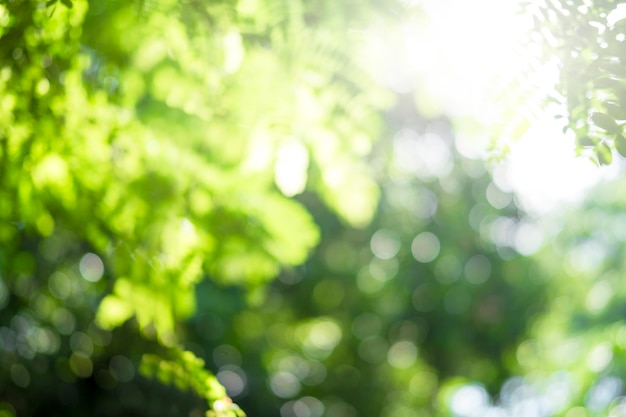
[0,0,394,414]
[2,1,626,417]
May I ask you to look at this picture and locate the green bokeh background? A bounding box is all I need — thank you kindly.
[2,1,626,417]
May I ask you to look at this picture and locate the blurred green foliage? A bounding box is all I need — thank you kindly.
[0,0,391,414]
[199,115,549,417]
[503,181,626,416]
[2,1,626,417]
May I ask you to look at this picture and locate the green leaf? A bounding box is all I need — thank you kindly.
[140,348,238,412]
[596,142,613,165]
[615,86,626,109]
[604,101,626,121]
[96,295,134,329]
[591,112,620,134]
[576,136,595,147]
[250,194,320,265]
[615,135,626,157]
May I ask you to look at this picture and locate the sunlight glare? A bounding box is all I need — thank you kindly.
[450,384,489,416]
[405,0,531,120]
[497,116,620,215]
[275,140,309,197]
[393,0,622,214]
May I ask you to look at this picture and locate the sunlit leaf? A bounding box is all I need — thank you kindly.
[576,136,595,147]
[96,295,134,330]
[596,142,613,165]
[591,112,620,134]
[615,134,626,157]
[251,194,320,265]
[604,101,626,121]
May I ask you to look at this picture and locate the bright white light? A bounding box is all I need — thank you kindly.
[406,0,532,120]
[450,384,489,416]
[607,3,626,26]
[400,0,622,213]
[393,129,452,179]
[363,0,626,214]
[500,116,619,215]
[79,253,104,282]
[275,140,309,197]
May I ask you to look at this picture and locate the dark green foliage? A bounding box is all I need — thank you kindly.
[172,113,549,417]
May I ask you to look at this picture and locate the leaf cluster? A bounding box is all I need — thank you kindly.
[519,0,626,165]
